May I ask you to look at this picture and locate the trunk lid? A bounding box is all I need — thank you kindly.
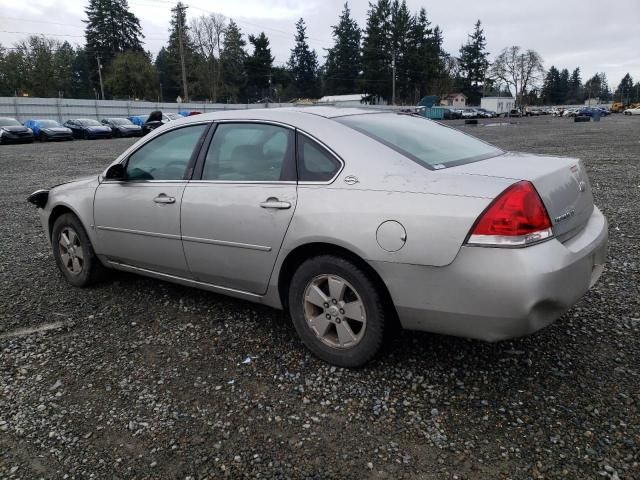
[447,152,594,239]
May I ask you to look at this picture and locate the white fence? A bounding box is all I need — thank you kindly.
[0,97,292,123]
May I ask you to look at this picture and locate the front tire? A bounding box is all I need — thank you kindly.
[51,213,105,287]
[288,255,386,368]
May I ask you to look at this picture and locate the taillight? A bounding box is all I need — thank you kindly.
[466,180,553,247]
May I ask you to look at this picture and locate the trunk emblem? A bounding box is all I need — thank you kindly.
[554,209,576,223]
[578,181,586,192]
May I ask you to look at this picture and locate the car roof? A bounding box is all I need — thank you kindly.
[157,106,392,131]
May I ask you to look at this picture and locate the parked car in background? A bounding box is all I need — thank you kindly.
[460,108,478,119]
[64,119,112,140]
[442,107,462,120]
[129,112,181,135]
[0,117,34,144]
[23,119,72,142]
[27,107,607,367]
[474,108,495,118]
[101,118,143,137]
[623,107,640,115]
[525,107,543,116]
[563,108,581,117]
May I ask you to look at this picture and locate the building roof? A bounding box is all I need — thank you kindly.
[444,93,467,99]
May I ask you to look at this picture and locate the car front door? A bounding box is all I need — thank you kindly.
[180,121,297,294]
[93,122,209,277]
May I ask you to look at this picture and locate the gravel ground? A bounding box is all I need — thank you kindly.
[0,115,638,479]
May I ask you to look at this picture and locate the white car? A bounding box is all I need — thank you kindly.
[623,107,640,115]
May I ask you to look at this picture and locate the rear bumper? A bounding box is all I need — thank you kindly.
[372,206,608,341]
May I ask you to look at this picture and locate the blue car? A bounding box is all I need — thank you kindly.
[64,119,113,140]
[23,119,73,141]
[128,114,149,126]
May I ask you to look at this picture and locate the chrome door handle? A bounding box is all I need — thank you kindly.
[260,197,291,209]
[154,194,176,204]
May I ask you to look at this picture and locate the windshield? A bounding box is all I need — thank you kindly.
[335,113,502,169]
[108,118,133,125]
[78,119,101,126]
[0,118,20,127]
[39,120,61,128]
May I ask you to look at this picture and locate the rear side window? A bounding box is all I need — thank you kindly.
[297,134,341,182]
[336,113,502,169]
[202,123,295,181]
[126,124,207,180]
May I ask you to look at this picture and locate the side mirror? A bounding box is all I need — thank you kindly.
[105,163,127,181]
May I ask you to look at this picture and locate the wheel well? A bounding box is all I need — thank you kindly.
[277,242,398,323]
[48,205,75,239]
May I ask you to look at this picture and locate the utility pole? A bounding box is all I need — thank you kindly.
[391,52,396,106]
[96,55,105,100]
[173,3,189,103]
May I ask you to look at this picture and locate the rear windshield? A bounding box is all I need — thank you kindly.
[0,117,20,126]
[38,120,60,128]
[336,113,502,169]
[78,119,101,126]
[108,118,133,125]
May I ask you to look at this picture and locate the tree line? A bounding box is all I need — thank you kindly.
[0,0,638,106]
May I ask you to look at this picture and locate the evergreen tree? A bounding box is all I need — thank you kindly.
[390,0,414,103]
[165,3,197,101]
[288,18,320,99]
[406,8,442,100]
[220,20,247,102]
[615,73,634,103]
[584,72,610,102]
[154,47,172,101]
[71,47,93,98]
[457,20,489,105]
[271,65,292,102]
[558,68,570,104]
[542,65,560,104]
[104,51,157,99]
[361,0,393,101]
[568,67,583,103]
[324,2,361,96]
[245,32,274,101]
[84,0,144,68]
[53,42,76,97]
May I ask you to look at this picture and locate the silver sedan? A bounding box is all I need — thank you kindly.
[28,107,608,367]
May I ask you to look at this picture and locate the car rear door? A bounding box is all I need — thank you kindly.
[93,122,210,277]
[180,121,297,294]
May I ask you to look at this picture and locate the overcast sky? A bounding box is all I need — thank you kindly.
[1,0,638,89]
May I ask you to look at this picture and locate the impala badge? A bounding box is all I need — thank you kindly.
[554,208,576,223]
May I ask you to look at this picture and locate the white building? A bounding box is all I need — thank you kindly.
[316,94,386,107]
[481,96,515,114]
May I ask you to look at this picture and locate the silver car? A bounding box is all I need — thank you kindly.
[28,107,608,367]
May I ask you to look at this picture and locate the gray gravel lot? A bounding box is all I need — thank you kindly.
[1,115,639,479]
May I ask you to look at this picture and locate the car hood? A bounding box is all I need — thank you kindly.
[2,125,30,133]
[88,126,111,131]
[44,127,71,133]
[118,124,141,129]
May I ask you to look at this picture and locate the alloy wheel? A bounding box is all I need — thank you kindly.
[303,274,366,349]
[58,227,84,275]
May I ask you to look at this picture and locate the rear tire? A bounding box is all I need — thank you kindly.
[51,213,106,287]
[288,255,385,368]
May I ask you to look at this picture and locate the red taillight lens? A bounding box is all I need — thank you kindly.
[467,180,553,246]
